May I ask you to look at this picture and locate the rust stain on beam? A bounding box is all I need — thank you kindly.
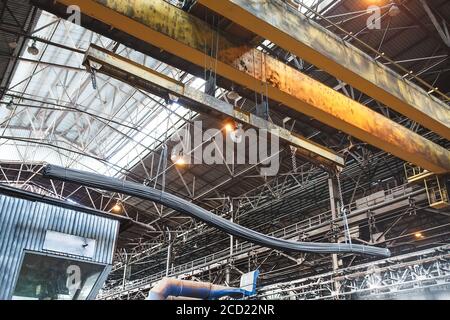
[84,45,345,168]
[197,0,450,140]
[51,0,450,173]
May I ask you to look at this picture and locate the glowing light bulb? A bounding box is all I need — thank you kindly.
[415,232,424,239]
[224,123,234,132]
[175,157,186,166]
[112,203,122,213]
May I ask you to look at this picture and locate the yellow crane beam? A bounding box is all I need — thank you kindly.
[43,0,450,173]
[197,0,450,140]
[84,44,345,168]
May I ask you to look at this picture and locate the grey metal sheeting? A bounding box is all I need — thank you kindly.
[0,191,119,299]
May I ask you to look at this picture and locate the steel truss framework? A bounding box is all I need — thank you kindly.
[97,160,449,299]
[257,244,450,300]
[0,0,448,300]
[1,142,448,300]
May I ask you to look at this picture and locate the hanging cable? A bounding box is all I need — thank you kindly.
[337,173,352,245]
[290,146,298,173]
[43,164,391,257]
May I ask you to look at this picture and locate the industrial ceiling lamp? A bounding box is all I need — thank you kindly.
[27,40,39,56]
[229,123,243,144]
[171,150,187,166]
[226,85,240,101]
[112,202,122,214]
[6,100,14,111]
[389,2,401,17]
[224,121,242,143]
[414,232,424,239]
[174,157,186,166]
[224,122,235,133]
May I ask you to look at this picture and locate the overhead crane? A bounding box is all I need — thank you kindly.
[83,44,345,169]
[32,0,450,174]
[197,0,450,140]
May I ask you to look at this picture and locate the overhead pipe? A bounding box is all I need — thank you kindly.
[147,278,245,300]
[43,165,391,257]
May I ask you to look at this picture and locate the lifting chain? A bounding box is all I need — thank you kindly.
[90,68,97,90]
[368,210,378,239]
[368,210,376,229]
[408,197,417,215]
[290,146,298,173]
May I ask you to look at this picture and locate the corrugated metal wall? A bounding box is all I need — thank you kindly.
[0,193,119,299]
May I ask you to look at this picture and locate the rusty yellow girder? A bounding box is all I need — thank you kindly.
[84,44,345,168]
[197,0,450,140]
[49,0,450,173]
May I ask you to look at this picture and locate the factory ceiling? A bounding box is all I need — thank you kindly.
[0,0,448,249]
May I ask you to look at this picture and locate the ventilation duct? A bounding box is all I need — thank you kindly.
[147,278,246,300]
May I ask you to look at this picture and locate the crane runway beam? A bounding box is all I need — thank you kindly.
[84,44,345,168]
[197,0,450,140]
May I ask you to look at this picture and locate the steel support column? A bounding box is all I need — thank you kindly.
[38,0,450,173]
[227,199,234,286]
[197,0,450,139]
[166,230,173,277]
[328,176,341,298]
[122,252,128,290]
